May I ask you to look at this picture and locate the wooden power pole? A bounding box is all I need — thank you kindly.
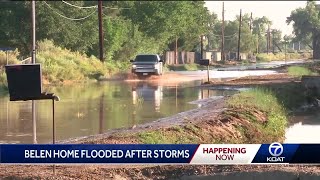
[272,30,275,54]
[98,0,104,62]
[175,36,178,64]
[221,2,225,61]
[237,9,242,61]
[200,35,203,59]
[250,12,253,32]
[267,24,270,54]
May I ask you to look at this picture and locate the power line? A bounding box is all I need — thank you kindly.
[98,0,104,62]
[237,9,242,61]
[102,5,131,10]
[221,1,225,61]
[60,1,131,10]
[44,1,97,21]
[61,0,97,9]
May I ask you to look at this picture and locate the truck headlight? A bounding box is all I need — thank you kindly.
[132,65,136,69]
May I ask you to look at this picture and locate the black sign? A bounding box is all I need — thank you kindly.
[5,64,43,101]
[198,59,210,66]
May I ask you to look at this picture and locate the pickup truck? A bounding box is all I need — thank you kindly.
[130,54,164,76]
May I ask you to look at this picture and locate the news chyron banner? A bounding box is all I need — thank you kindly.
[0,143,319,164]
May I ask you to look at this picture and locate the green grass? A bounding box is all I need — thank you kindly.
[37,39,130,84]
[0,50,19,66]
[227,88,287,141]
[0,40,130,89]
[287,66,316,77]
[137,88,291,144]
[166,63,203,71]
[241,59,250,65]
[137,124,201,144]
[256,52,311,62]
[269,83,306,110]
[0,70,8,93]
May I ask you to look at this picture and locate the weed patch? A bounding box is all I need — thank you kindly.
[287,66,316,77]
[227,88,287,142]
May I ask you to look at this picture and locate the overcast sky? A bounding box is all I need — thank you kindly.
[204,1,309,37]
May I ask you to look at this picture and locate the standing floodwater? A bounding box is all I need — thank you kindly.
[0,81,237,144]
[285,112,320,143]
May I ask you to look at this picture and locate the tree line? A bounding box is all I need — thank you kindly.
[0,1,315,62]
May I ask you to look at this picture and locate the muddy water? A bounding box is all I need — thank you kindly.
[285,112,320,143]
[0,81,238,144]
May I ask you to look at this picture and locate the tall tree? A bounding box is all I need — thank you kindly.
[0,2,32,55]
[252,16,271,53]
[287,1,320,58]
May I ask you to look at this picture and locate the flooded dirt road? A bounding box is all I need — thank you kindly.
[0,66,282,144]
[0,80,238,144]
[0,62,318,144]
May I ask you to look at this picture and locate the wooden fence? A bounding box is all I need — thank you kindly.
[164,51,200,65]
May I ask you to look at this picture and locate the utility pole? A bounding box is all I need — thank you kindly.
[257,24,260,54]
[250,12,253,32]
[175,36,178,64]
[98,0,104,62]
[31,0,37,145]
[272,30,275,54]
[267,24,270,54]
[221,2,225,61]
[200,35,203,59]
[237,9,242,61]
[285,40,287,64]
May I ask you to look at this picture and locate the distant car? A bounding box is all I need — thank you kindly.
[130,54,164,76]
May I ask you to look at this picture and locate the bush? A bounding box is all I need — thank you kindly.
[256,52,311,62]
[0,70,8,91]
[287,66,316,77]
[36,39,129,84]
[0,50,20,67]
[256,53,276,62]
[227,88,287,139]
[166,63,202,71]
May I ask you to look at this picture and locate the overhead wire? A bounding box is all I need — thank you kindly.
[43,1,97,21]
[61,0,98,9]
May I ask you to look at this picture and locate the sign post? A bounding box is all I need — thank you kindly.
[199,59,210,83]
[5,64,60,175]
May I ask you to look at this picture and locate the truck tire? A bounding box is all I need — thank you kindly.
[159,70,163,75]
[155,70,161,76]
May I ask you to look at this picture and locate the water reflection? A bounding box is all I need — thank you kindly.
[132,82,163,113]
[0,81,238,144]
[285,112,320,143]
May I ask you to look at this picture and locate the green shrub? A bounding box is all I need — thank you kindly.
[256,53,275,62]
[0,50,20,66]
[166,63,202,71]
[0,70,8,91]
[256,52,311,62]
[36,39,129,84]
[287,66,316,77]
[227,88,287,139]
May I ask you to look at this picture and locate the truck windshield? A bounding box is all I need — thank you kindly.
[135,55,158,62]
